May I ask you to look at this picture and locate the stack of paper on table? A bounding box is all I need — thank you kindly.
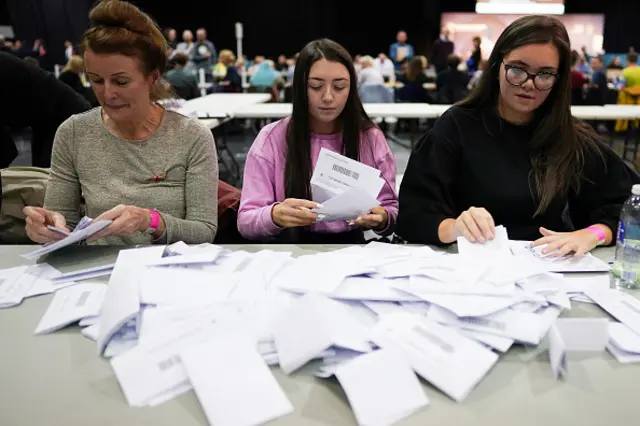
[0,264,71,308]
[310,148,385,221]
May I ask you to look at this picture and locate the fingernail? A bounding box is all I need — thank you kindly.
[315,203,324,209]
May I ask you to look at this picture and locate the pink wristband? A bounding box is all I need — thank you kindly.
[148,209,160,230]
[586,225,606,246]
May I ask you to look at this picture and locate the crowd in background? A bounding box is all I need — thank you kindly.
[2,23,639,109]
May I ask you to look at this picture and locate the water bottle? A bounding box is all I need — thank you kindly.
[613,184,640,288]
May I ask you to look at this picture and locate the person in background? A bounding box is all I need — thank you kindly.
[176,30,195,59]
[191,28,216,74]
[23,0,218,246]
[59,55,98,106]
[248,55,265,76]
[357,55,384,87]
[586,56,608,105]
[397,15,635,257]
[570,50,587,104]
[466,36,482,73]
[238,38,398,244]
[218,49,241,92]
[609,56,623,70]
[275,54,288,72]
[0,51,90,168]
[164,28,178,50]
[64,40,75,61]
[623,52,640,88]
[374,53,395,82]
[24,56,40,67]
[430,26,455,74]
[397,56,430,103]
[469,59,489,90]
[164,52,199,100]
[436,54,469,104]
[353,55,363,74]
[12,40,24,57]
[389,31,414,72]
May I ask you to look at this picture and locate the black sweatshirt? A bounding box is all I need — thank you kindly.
[396,105,638,245]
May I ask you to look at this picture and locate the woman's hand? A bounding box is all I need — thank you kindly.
[271,199,320,228]
[87,205,152,242]
[23,206,70,244]
[530,227,600,258]
[455,207,495,243]
[351,206,388,230]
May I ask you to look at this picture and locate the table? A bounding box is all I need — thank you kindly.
[1,244,639,426]
[233,103,452,119]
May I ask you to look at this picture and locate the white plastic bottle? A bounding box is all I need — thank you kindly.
[613,184,640,288]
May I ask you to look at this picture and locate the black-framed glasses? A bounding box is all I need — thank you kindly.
[503,62,557,91]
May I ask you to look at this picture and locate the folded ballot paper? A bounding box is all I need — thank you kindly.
[310,148,385,222]
[22,216,112,260]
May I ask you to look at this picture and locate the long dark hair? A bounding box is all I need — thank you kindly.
[285,38,374,200]
[458,15,601,216]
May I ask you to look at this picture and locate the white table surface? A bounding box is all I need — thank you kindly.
[183,93,272,117]
[233,103,452,119]
[233,103,640,121]
[1,244,638,426]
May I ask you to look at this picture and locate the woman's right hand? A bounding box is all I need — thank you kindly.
[271,199,321,229]
[455,207,496,243]
[23,206,70,244]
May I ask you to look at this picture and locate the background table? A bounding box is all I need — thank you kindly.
[0,244,638,426]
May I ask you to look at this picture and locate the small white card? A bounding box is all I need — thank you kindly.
[35,283,107,334]
[334,349,429,426]
[181,334,294,426]
[548,318,609,379]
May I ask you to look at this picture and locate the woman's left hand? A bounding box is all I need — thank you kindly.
[351,206,388,231]
[87,205,151,242]
[530,227,599,258]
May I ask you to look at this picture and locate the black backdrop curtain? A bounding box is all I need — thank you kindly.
[6,0,91,67]
[4,0,638,66]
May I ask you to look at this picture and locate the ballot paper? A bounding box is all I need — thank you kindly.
[370,314,499,402]
[97,246,165,356]
[51,263,114,284]
[21,218,112,260]
[334,349,429,426]
[548,318,609,379]
[509,241,610,273]
[331,277,419,302]
[310,147,384,203]
[427,304,544,345]
[609,322,640,354]
[181,334,294,426]
[310,148,385,222]
[273,293,372,374]
[0,266,30,308]
[0,264,68,308]
[274,253,375,295]
[110,315,222,407]
[456,225,512,260]
[584,289,640,336]
[139,267,238,306]
[35,283,107,334]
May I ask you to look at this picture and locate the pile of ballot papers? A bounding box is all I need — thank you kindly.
[5,227,640,425]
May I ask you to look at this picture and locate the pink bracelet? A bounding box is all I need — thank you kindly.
[149,209,160,230]
[586,225,606,246]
